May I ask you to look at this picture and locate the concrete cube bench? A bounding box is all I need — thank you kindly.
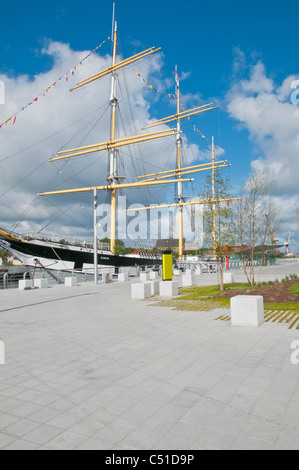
[101,273,110,284]
[34,279,48,289]
[224,272,234,284]
[149,271,158,280]
[19,280,33,291]
[148,280,159,296]
[118,273,129,282]
[159,281,178,298]
[65,277,77,287]
[131,282,152,300]
[231,295,264,327]
[182,274,195,288]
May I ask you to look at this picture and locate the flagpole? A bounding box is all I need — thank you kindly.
[175,66,184,261]
[94,187,99,285]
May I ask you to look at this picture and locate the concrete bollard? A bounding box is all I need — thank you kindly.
[148,280,159,296]
[159,281,178,298]
[173,269,182,276]
[19,280,33,291]
[118,273,129,282]
[149,271,158,280]
[182,274,195,288]
[34,279,48,289]
[65,277,77,287]
[140,272,150,281]
[224,273,234,284]
[101,273,110,284]
[131,282,152,300]
[231,295,264,327]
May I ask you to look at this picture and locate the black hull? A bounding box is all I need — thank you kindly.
[2,237,161,271]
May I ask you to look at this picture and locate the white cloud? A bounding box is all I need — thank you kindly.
[226,57,299,251]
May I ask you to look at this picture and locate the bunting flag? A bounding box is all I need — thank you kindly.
[132,68,212,146]
[179,103,210,144]
[133,69,176,100]
[0,36,110,131]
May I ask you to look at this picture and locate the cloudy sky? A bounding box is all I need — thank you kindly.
[0,0,298,251]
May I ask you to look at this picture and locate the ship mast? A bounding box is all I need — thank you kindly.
[108,20,119,254]
[175,66,184,260]
[127,73,239,258]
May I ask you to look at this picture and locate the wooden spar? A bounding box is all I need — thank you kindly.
[139,164,231,183]
[142,103,213,128]
[75,48,155,86]
[56,129,178,155]
[125,197,240,212]
[135,160,228,179]
[70,47,161,92]
[49,130,179,162]
[142,106,218,129]
[39,178,193,197]
[142,104,217,130]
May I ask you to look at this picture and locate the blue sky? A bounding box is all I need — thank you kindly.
[0,0,298,250]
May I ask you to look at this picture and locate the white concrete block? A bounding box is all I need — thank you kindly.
[140,272,150,281]
[224,272,234,284]
[182,274,195,287]
[131,282,152,300]
[159,281,178,298]
[149,271,158,280]
[102,273,110,284]
[185,269,194,275]
[148,280,159,296]
[195,267,202,276]
[19,280,33,291]
[173,269,182,276]
[231,295,264,327]
[34,279,48,289]
[118,273,129,282]
[65,277,77,287]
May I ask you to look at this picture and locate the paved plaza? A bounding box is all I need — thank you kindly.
[0,263,299,450]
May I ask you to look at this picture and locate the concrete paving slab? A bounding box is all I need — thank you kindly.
[0,263,298,450]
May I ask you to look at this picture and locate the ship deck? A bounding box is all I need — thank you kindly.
[0,263,298,450]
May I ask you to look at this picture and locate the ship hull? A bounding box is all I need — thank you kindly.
[0,231,161,272]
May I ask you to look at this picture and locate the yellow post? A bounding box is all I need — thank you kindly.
[162,252,173,281]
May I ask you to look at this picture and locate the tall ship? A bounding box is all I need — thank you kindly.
[0,8,236,276]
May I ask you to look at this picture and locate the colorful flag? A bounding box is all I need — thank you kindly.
[175,66,179,88]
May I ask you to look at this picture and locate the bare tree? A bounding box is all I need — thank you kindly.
[232,171,282,286]
[201,171,235,291]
